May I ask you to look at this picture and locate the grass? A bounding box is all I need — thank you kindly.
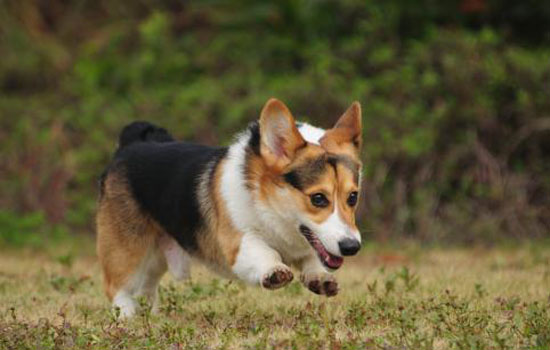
[1,241,550,349]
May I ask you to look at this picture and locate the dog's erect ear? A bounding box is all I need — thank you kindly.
[259,98,306,171]
[320,101,362,157]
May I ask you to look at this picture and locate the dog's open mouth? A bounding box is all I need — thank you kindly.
[299,225,343,270]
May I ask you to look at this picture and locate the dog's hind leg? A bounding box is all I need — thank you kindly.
[96,171,167,318]
[113,243,167,316]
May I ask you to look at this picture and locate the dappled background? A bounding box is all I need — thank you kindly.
[1,0,550,247]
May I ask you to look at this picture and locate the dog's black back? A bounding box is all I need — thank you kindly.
[106,122,228,253]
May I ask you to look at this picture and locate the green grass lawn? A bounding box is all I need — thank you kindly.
[1,242,549,349]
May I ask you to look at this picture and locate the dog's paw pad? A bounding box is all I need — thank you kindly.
[304,275,339,297]
[262,267,293,289]
[322,279,339,297]
[307,280,322,294]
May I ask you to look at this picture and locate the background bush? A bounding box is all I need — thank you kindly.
[1,0,549,245]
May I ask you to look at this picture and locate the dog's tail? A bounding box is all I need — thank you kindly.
[99,122,173,198]
[118,121,174,148]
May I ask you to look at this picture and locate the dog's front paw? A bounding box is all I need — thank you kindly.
[262,265,294,290]
[301,273,339,297]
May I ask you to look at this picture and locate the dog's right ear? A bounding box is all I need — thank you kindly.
[259,98,306,171]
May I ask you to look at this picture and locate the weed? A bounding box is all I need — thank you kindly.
[396,266,420,292]
[474,283,487,298]
[55,253,75,269]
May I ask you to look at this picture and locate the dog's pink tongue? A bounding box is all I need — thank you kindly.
[313,240,344,269]
[325,255,343,269]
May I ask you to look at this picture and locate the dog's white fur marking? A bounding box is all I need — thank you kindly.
[305,199,361,257]
[220,133,257,232]
[297,123,325,145]
[112,245,167,318]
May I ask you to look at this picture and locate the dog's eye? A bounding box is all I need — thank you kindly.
[310,193,329,208]
[347,191,358,207]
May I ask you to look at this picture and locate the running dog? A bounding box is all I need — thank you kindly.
[96,98,363,317]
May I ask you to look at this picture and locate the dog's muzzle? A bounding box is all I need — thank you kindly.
[299,225,344,270]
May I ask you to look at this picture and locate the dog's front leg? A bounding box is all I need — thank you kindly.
[298,254,339,297]
[231,234,293,289]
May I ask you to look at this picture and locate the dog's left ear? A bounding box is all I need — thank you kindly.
[320,101,362,156]
[259,98,306,171]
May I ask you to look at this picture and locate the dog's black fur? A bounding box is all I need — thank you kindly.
[103,121,228,253]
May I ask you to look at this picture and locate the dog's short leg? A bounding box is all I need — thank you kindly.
[299,254,339,297]
[111,245,167,318]
[232,234,293,289]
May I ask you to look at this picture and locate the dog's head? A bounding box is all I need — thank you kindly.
[252,98,362,270]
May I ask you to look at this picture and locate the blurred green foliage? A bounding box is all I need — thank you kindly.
[1,0,549,245]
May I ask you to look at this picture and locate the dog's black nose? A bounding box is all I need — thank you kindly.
[338,238,361,256]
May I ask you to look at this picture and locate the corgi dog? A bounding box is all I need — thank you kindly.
[96,98,363,317]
